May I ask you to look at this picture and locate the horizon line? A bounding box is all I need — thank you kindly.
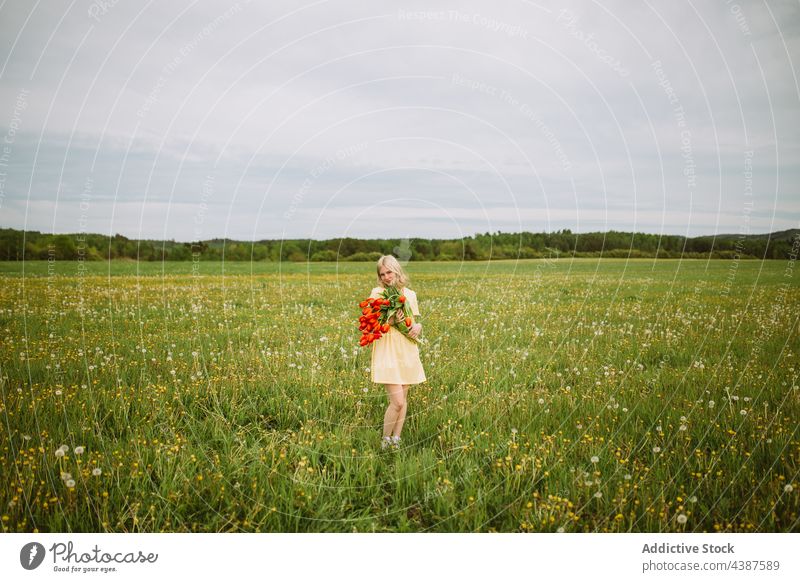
[0,225,794,244]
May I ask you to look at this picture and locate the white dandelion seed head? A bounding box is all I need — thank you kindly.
[677,513,688,524]
[594,491,603,498]
[785,484,794,493]
[92,468,102,476]
[74,446,84,455]
[55,449,65,458]
[689,496,697,503]
[65,479,76,488]
[652,446,661,453]
[590,456,599,464]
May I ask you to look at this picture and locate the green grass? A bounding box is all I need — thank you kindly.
[1,258,798,532]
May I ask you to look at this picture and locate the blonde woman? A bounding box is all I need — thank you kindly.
[369,255,426,450]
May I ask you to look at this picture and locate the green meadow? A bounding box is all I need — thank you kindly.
[1,258,798,532]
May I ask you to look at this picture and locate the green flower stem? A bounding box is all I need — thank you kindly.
[379,286,420,344]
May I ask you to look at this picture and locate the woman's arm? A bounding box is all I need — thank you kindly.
[409,292,422,338]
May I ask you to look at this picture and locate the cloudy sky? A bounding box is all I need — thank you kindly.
[0,0,798,241]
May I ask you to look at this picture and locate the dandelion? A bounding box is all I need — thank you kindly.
[624,474,632,480]
[689,496,697,503]
[74,446,84,455]
[652,446,661,453]
[59,444,69,453]
[708,400,715,408]
[65,479,76,488]
[61,472,72,481]
[785,484,794,493]
[677,513,688,524]
[590,456,599,464]
[511,428,518,434]
[740,410,747,416]
[55,389,62,396]
[556,527,565,533]
[679,425,687,431]
[92,468,102,477]
[538,398,545,405]
[594,491,602,498]
[55,449,65,458]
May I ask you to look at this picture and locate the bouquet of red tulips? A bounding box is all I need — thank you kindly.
[357,285,418,347]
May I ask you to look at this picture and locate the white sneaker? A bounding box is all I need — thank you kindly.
[381,436,392,450]
[390,436,402,449]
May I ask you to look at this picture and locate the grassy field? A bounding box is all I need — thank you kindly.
[1,258,798,532]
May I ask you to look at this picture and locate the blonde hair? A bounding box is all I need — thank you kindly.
[376,255,410,288]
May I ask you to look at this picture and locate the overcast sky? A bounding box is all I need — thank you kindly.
[0,0,798,242]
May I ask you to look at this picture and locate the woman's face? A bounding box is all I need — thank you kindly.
[379,266,396,286]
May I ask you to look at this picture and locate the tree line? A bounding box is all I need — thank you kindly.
[0,227,796,261]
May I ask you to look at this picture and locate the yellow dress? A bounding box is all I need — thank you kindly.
[369,286,427,385]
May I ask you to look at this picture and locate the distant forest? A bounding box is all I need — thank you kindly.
[0,227,797,261]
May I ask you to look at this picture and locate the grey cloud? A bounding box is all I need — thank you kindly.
[0,0,797,240]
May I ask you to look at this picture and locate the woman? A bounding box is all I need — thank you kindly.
[369,255,425,450]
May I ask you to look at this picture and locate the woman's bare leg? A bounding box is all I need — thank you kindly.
[391,384,410,437]
[383,384,405,438]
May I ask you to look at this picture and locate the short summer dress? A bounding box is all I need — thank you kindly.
[369,286,427,385]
